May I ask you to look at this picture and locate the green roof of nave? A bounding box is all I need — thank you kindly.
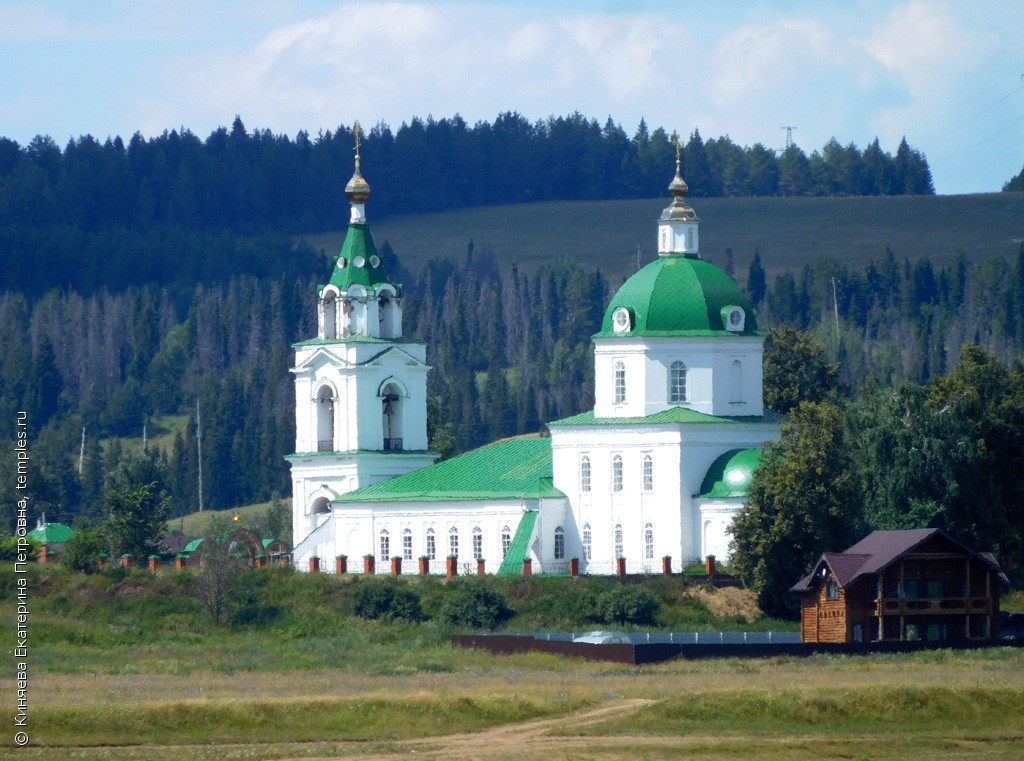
[549,408,787,426]
[333,437,564,503]
[321,222,393,294]
[595,254,760,338]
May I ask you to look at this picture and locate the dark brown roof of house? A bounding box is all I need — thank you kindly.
[791,528,1010,593]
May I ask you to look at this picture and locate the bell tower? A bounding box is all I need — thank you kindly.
[287,123,436,556]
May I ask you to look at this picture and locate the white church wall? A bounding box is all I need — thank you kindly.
[696,500,742,562]
[592,340,649,417]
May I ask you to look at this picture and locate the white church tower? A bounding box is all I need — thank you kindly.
[287,124,436,559]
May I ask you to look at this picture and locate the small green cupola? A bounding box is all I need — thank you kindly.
[316,122,404,341]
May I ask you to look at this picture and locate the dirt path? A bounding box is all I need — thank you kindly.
[281,698,657,761]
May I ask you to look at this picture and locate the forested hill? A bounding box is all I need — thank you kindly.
[0,112,937,296]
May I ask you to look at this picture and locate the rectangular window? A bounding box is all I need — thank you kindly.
[582,525,592,560]
[642,455,653,491]
[449,529,459,558]
[501,530,511,558]
[426,531,436,560]
[472,530,483,560]
[614,361,626,404]
[403,531,413,561]
[580,456,592,492]
[379,533,389,560]
[614,525,623,557]
[612,455,623,492]
[901,579,920,599]
[826,580,840,600]
[926,579,946,598]
[554,529,565,560]
[644,526,654,560]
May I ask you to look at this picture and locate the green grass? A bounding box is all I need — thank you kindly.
[301,192,1024,285]
[171,499,290,537]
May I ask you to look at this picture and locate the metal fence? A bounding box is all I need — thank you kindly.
[525,630,802,645]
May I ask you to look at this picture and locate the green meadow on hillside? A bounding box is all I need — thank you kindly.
[6,564,1023,759]
[303,192,1024,284]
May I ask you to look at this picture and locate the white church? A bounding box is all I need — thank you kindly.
[287,136,781,575]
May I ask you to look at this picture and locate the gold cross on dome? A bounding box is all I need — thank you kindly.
[352,121,362,160]
[672,134,681,171]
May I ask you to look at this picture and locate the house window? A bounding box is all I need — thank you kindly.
[853,624,864,642]
[554,526,565,560]
[580,455,592,492]
[826,580,839,600]
[402,528,413,561]
[614,524,623,557]
[669,361,687,403]
[472,526,483,559]
[582,523,592,560]
[614,360,626,404]
[612,455,623,492]
[901,579,920,599]
[426,528,436,560]
[642,455,653,491]
[501,526,511,558]
[449,526,459,558]
[644,523,654,560]
[379,529,390,560]
[926,579,947,598]
[904,623,920,641]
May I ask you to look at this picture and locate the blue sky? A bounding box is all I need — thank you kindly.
[2,0,1022,194]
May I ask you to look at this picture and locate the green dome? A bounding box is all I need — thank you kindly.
[597,254,758,337]
[320,222,393,294]
[698,448,764,498]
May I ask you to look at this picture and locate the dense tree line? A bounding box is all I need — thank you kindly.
[3,236,1024,543]
[1005,163,1024,191]
[1,114,934,298]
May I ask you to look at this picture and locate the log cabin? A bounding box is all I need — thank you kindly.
[791,528,1009,644]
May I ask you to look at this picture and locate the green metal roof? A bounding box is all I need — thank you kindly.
[334,437,564,503]
[286,449,434,458]
[323,222,392,293]
[549,408,786,427]
[292,335,424,347]
[698,448,765,498]
[183,538,204,553]
[595,254,759,338]
[497,511,539,575]
[28,522,76,543]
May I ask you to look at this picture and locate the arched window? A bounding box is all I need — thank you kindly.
[644,523,654,560]
[669,361,687,403]
[612,454,623,492]
[554,526,565,560]
[614,361,626,404]
[614,524,623,558]
[316,385,335,452]
[729,359,743,403]
[426,528,436,560]
[501,526,511,558]
[381,382,403,451]
[472,526,483,559]
[402,528,413,561]
[448,526,459,558]
[642,454,653,491]
[582,523,592,560]
[322,295,337,339]
[580,455,591,492]
[379,529,390,560]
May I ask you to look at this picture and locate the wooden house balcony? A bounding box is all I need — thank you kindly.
[873,596,992,617]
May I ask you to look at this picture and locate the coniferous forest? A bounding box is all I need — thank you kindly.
[1,112,1023,578]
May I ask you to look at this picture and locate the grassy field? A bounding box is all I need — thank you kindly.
[301,192,1024,285]
[6,566,1024,759]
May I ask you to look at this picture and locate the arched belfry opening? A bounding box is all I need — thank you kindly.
[380,381,404,451]
[316,385,335,451]
[377,285,402,339]
[321,294,337,339]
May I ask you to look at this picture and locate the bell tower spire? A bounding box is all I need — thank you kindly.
[345,121,371,223]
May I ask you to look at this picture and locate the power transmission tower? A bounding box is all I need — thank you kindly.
[780,126,797,149]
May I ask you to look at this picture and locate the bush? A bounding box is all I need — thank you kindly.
[438,581,513,630]
[596,585,658,625]
[353,578,423,622]
[61,529,108,573]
